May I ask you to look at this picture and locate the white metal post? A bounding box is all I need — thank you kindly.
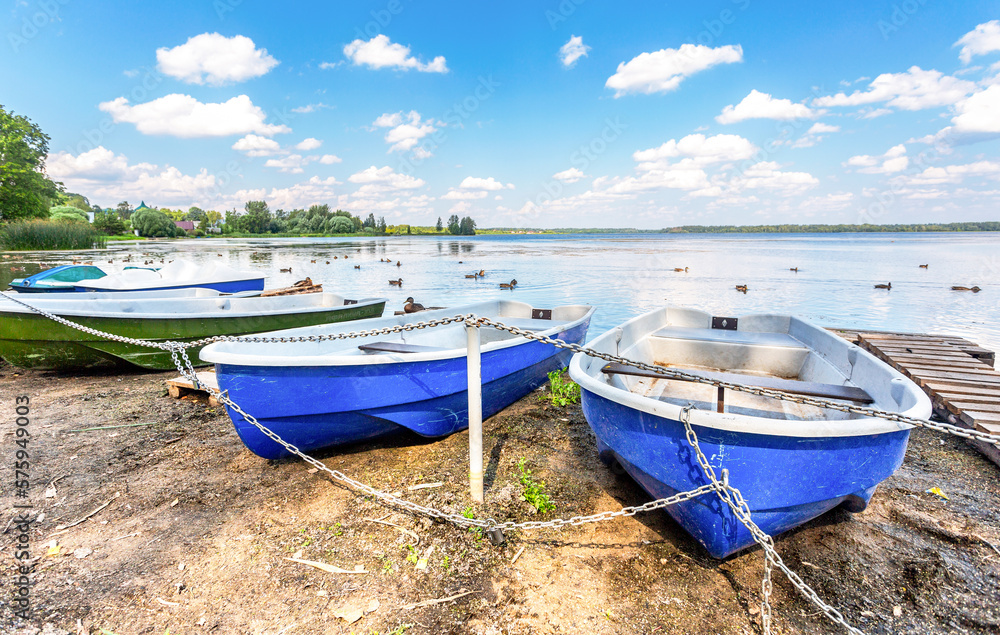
[466,322,484,503]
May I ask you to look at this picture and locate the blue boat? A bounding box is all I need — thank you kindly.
[9,264,118,293]
[568,307,931,558]
[199,301,594,459]
[72,259,265,293]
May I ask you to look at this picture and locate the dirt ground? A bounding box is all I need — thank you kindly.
[2,360,999,635]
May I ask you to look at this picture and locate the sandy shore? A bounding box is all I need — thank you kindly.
[2,362,999,635]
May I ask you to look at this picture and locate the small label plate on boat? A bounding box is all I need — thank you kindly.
[712,316,738,330]
[343,299,358,305]
[531,309,553,320]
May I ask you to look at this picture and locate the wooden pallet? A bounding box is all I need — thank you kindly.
[166,371,220,407]
[847,332,1000,467]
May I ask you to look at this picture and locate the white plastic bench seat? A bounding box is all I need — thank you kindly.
[491,317,568,331]
[650,326,806,349]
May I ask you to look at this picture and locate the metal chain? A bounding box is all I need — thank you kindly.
[679,406,865,635]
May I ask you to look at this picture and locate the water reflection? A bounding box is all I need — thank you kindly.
[0,233,997,352]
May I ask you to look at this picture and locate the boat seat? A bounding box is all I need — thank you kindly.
[492,317,567,332]
[602,362,873,403]
[650,326,806,349]
[358,341,449,354]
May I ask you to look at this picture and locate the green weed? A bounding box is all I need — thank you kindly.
[546,368,580,407]
[517,457,555,513]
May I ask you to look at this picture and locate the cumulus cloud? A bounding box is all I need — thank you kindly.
[553,167,586,183]
[232,176,341,211]
[291,103,331,114]
[319,154,342,164]
[232,134,282,157]
[899,161,1000,186]
[733,161,819,193]
[156,33,278,85]
[264,154,310,174]
[955,21,1000,64]
[348,166,425,194]
[716,90,818,124]
[343,35,447,73]
[812,67,975,111]
[371,110,440,154]
[791,122,840,148]
[605,43,742,97]
[559,35,590,67]
[951,84,1000,135]
[458,176,513,190]
[844,144,909,174]
[442,189,487,200]
[632,133,757,167]
[99,94,290,138]
[295,138,322,151]
[47,146,218,207]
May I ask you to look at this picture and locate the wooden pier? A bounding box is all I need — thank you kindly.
[830,328,1000,466]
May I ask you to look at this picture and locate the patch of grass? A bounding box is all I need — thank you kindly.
[517,457,555,513]
[404,544,418,564]
[0,219,107,250]
[546,368,580,407]
[462,506,483,539]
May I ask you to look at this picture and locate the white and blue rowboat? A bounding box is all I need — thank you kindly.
[568,307,931,558]
[200,301,595,459]
[9,264,154,293]
[72,259,265,294]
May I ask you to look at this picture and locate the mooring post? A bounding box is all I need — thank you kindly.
[467,322,484,503]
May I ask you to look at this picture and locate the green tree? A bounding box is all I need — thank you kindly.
[243,200,271,234]
[48,205,89,223]
[448,214,460,235]
[459,216,477,236]
[186,206,206,222]
[60,192,92,213]
[132,208,177,237]
[363,213,376,229]
[93,210,127,235]
[376,216,387,234]
[436,217,443,232]
[0,105,63,221]
[115,201,133,219]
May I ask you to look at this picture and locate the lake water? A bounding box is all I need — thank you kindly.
[3,232,998,353]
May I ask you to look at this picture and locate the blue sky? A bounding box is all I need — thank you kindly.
[4,1,1000,228]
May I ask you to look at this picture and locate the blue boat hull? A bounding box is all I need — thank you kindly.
[217,319,590,459]
[581,389,910,558]
[74,277,265,294]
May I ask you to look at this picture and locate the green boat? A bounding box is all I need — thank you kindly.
[0,290,387,370]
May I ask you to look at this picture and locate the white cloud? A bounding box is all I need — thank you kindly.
[264,154,310,174]
[156,33,278,85]
[951,84,1000,135]
[291,103,330,114]
[47,146,217,207]
[955,21,1000,64]
[734,161,819,193]
[295,138,323,151]
[232,176,341,211]
[458,176,513,190]
[845,144,909,174]
[442,189,487,200]
[716,90,818,124]
[812,67,975,111]
[633,133,757,167]
[553,167,586,183]
[343,35,448,73]
[319,154,342,164]
[799,192,854,212]
[99,94,290,138]
[348,166,425,194]
[859,108,893,119]
[792,122,840,148]
[559,35,590,67]
[232,134,282,157]
[605,43,743,97]
[372,110,440,154]
[900,161,1000,186]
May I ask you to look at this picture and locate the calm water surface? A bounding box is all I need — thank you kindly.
[3,232,998,353]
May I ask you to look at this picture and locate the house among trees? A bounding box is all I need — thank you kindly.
[174,221,195,231]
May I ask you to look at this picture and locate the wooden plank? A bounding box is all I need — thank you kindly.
[901,365,1000,378]
[600,363,874,403]
[906,369,1000,385]
[961,410,1000,426]
[922,381,1000,398]
[975,421,1000,435]
[871,346,984,360]
[165,372,220,407]
[885,357,995,371]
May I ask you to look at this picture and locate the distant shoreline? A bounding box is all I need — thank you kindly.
[478,222,1000,235]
